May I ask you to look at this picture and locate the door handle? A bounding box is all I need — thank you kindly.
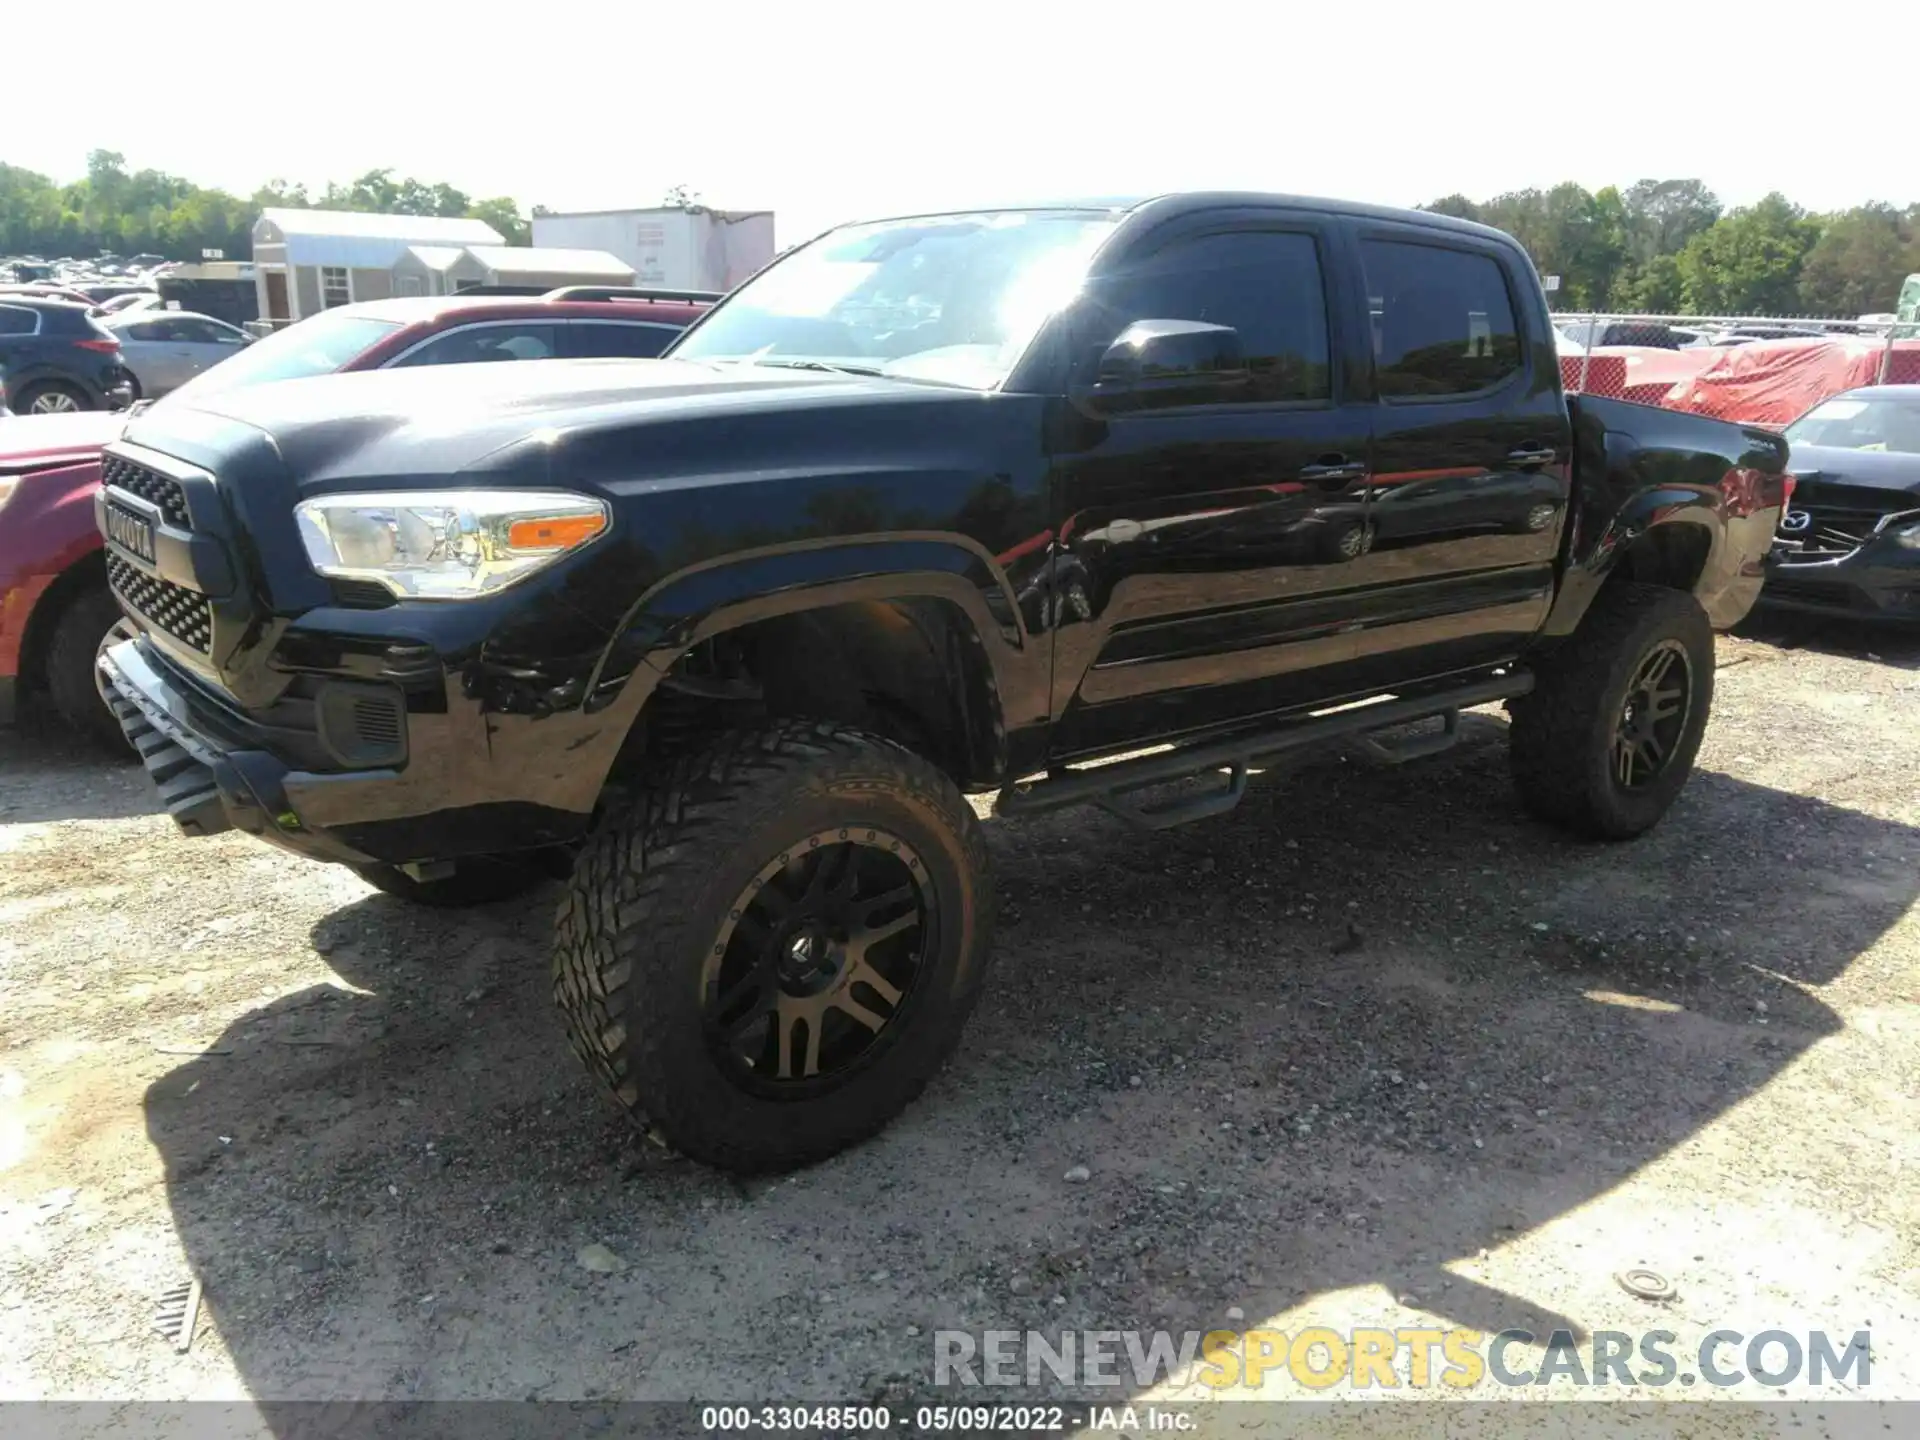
[1506,445,1558,468]
[1299,460,1368,487]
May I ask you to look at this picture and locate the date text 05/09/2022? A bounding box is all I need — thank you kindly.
[699,1403,1196,1432]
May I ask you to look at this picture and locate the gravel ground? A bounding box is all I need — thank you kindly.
[1,614,1917,1429]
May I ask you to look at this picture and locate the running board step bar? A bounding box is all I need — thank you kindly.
[996,671,1534,830]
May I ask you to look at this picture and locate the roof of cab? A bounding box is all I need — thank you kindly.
[842,191,1519,247]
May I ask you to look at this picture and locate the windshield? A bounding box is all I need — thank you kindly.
[163,311,401,406]
[668,209,1120,390]
[1785,395,1920,455]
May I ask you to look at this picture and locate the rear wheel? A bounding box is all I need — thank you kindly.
[552,720,994,1173]
[1508,582,1714,839]
[16,382,90,415]
[47,586,131,754]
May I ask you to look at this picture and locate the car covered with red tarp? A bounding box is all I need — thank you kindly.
[1663,337,1920,426]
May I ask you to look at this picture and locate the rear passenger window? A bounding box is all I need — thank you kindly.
[390,324,559,367]
[1088,231,1332,404]
[571,322,677,359]
[0,306,36,336]
[1361,240,1521,398]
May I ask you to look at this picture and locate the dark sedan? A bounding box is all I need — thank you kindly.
[1765,386,1920,618]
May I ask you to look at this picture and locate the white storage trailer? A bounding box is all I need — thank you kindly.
[530,208,775,294]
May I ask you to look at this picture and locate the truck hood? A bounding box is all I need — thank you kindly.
[1786,443,1920,495]
[121,357,952,489]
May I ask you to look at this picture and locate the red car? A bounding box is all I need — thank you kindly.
[0,287,712,746]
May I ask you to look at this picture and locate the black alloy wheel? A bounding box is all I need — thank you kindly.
[703,827,931,1091]
[1611,639,1692,790]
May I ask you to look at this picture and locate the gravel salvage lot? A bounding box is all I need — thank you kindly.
[2,616,1918,1421]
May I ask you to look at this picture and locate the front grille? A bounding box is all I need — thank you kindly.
[1781,508,1881,560]
[1776,481,1917,563]
[102,453,190,527]
[107,553,213,653]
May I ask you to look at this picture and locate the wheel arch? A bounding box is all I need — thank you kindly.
[1544,500,1724,639]
[17,550,109,693]
[587,538,1039,795]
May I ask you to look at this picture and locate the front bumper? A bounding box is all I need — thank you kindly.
[1762,545,1920,621]
[96,637,382,864]
[96,634,603,867]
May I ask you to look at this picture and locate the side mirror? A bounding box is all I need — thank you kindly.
[1080,319,1249,414]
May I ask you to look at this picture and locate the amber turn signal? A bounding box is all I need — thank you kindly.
[508,513,608,550]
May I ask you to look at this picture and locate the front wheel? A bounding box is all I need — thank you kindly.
[51,587,134,754]
[552,721,994,1173]
[1508,583,1714,839]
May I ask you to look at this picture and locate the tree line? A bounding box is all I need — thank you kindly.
[8,156,1916,318]
[0,151,532,264]
[1425,179,1920,317]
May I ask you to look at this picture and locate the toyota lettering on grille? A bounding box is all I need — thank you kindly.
[106,503,158,563]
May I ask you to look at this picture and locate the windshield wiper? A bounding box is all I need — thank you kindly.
[744,357,886,377]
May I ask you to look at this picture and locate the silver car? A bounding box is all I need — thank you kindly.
[103,309,252,398]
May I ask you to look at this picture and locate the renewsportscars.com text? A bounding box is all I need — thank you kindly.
[933,1326,1872,1390]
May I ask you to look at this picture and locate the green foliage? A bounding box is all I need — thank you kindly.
[0,155,531,262]
[1424,178,1919,317]
[1673,193,1818,314]
[1796,203,1920,315]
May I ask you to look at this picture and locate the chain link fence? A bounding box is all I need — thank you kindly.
[1550,312,1918,428]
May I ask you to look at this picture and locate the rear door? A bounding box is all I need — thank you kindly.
[167,316,248,380]
[1338,227,1571,688]
[119,318,186,393]
[1046,214,1379,758]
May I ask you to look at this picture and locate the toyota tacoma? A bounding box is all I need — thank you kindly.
[93,194,1790,1171]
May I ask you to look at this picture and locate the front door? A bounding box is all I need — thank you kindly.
[1332,230,1572,691]
[264,271,289,322]
[1045,220,1378,760]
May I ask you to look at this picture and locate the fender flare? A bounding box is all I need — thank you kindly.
[1543,490,1725,638]
[580,533,1043,785]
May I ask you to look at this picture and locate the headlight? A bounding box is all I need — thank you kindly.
[1892,521,1920,551]
[293,490,608,599]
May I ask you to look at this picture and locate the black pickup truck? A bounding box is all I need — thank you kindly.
[93,194,1789,1171]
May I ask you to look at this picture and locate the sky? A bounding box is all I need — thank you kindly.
[10,0,1912,246]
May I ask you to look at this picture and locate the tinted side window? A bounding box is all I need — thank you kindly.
[571,322,677,359]
[389,323,559,367]
[1361,240,1521,398]
[0,306,36,336]
[1089,231,1331,403]
[126,321,168,341]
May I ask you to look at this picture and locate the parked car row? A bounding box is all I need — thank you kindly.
[0,286,711,744]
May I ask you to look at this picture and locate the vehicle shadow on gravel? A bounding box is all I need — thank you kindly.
[0,713,152,823]
[141,715,1916,1406]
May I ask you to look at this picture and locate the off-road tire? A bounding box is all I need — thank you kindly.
[48,586,132,754]
[552,720,994,1173]
[1508,582,1714,839]
[353,856,554,908]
